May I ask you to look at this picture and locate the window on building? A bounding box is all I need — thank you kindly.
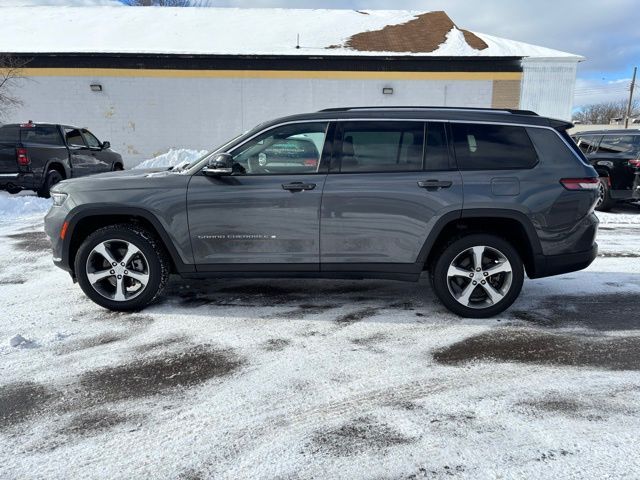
[230,122,327,175]
[451,123,538,170]
[339,121,424,172]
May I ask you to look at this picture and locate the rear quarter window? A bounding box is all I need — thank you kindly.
[527,127,590,167]
[451,123,538,170]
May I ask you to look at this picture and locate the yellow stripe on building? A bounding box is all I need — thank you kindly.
[16,68,522,81]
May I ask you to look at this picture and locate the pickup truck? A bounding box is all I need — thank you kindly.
[0,122,123,198]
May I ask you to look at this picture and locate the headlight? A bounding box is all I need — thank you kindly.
[51,192,68,207]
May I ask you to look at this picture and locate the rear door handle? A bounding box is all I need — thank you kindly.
[417,179,453,190]
[282,182,316,192]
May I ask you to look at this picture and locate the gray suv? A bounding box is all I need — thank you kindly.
[44,107,600,318]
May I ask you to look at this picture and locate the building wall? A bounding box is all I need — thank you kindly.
[8,69,514,166]
[520,58,579,121]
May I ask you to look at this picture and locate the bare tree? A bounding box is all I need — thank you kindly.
[573,99,639,125]
[0,55,28,119]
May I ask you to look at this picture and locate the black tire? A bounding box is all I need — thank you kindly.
[75,224,170,311]
[113,163,124,171]
[37,169,63,198]
[595,177,615,212]
[6,186,21,194]
[429,234,524,318]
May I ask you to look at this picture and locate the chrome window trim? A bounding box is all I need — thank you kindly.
[191,117,587,173]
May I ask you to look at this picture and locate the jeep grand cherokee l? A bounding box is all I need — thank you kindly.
[44,107,599,318]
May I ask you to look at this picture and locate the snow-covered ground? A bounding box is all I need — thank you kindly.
[1,192,640,479]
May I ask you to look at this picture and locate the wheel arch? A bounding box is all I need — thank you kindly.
[417,209,543,278]
[63,206,194,276]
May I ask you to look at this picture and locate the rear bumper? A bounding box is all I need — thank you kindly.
[529,243,598,279]
[0,172,37,190]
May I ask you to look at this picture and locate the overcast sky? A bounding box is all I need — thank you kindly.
[4,0,639,108]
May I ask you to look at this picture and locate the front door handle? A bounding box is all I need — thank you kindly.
[282,182,316,192]
[417,179,453,191]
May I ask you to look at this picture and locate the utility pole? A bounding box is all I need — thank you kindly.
[624,66,637,129]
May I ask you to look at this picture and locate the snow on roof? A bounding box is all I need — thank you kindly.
[0,6,583,60]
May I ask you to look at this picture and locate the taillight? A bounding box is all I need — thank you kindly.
[16,147,30,166]
[303,159,318,167]
[560,178,600,191]
[629,159,640,168]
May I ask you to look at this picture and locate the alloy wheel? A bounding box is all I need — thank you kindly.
[446,245,513,309]
[85,239,150,302]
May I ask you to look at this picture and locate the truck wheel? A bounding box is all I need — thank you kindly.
[6,186,21,194]
[37,169,63,198]
[75,224,170,311]
[430,234,524,318]
[595,177,615,212]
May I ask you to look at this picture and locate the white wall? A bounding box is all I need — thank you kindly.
[520,58,579,121]
[8,75,493,167]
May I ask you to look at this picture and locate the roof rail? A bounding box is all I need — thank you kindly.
[318,106,539,116]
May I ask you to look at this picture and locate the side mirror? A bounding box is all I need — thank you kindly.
[202,153,233,176]
[101,141,111,150]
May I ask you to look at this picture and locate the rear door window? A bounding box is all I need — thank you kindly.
[425,122,450,170]
[575,135,602,154]
[338,121,424,173]
[451,123,538,170]
[20,126,64,146]
[597,135,640,156]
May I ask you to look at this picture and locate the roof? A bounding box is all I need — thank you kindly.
[0,7,583,59]
[249,107,571,133]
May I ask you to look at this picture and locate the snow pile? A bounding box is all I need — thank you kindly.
[133,149,208,170]
[0,192,51,219]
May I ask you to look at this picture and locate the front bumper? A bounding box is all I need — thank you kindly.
[44,202,71,273]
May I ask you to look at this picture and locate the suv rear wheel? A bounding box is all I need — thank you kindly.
[430,234,524,318]
[595,177,615,212]
[75,224,170,311]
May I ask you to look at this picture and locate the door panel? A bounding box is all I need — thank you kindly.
[64,128,94,177]
[82,129,112,172]
[321,171,463,264]
[187,174,325,267]
[187,121,330,269]
[320,121,463,265]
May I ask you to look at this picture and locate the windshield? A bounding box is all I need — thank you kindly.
[181,131,250,174]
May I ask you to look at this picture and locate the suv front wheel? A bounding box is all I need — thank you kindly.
[75,224,170,311]
[430,234,524,318]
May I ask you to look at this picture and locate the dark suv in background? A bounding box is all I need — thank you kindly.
[44,107,599,318]
[0,122,123,198]
[572,129,640,211]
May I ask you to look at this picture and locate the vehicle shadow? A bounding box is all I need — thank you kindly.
[158,270,640,331]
